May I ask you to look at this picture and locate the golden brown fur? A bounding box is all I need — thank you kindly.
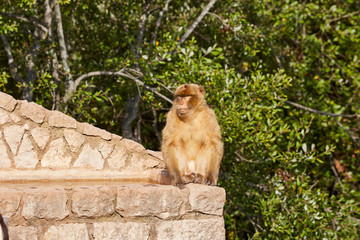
[161,84,223,186]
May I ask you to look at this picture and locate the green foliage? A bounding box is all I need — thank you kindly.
[1,0,359,239]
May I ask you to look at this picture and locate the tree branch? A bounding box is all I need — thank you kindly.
[54,1,73,104]
[46,0,61,110]
[0,11,49,33]
[151,105,162,143]
[23,0,42,101]
[73,70,173,104]
[151,0,171,45]
[41,0,55,40]
[332,116,360,149]
[178,0,217,46]
[135,1,152,60]
[285,100,360,118]
[330,159,345,193]
[285,99,360,149]
[0,34,24,84]
[342,84,360,115]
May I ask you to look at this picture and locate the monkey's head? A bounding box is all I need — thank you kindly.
[173,84,206,118]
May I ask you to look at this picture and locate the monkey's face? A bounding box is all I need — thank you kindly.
[174,84,205,118]
[175,95,193,117]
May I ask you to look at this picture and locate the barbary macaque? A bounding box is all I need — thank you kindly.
[161,84,223,186]
[0,214,8,240]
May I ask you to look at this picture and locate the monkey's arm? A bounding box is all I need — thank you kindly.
[161,111,184,186]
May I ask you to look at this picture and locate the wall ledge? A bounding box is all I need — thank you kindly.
[0,91,226,240]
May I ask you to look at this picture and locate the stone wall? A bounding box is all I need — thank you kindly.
[0,92,226,240]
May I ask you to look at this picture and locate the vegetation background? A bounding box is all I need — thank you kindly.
[1,0,359,238]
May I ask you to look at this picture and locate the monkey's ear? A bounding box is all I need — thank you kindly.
[199,86,205,95]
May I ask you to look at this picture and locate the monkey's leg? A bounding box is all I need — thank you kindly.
[165,146,189,186]
[196,143,221,185]
[205,148,222,186]
[194,143,212,184]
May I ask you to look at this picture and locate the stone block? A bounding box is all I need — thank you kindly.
[9,112,22,123]
[3,125,26,154]
[126,154,162,171]
[41,138,72,169]
[0,189,21,216]
[8,226,38,240]
[20,102,46,124]
[81,122,111,140]
[146,150,164,161]
[122,138,145,152]
[111,133,123,142]
[186,184,226,216]
[93,222,150,240]
[30,127,51,149]
[107,145,127,170]
[22,188,69,220]
[156,218,225,240]
[99,141,114,159]
[116,185,185,219]
[44,224,89,240]
[0,135,11,169]
[14,133,39,169]
[0,108,11,125]
[72,186,115,217]
[48,110,76,128]
[0,92,17,112]
[64,129,85,152]
[73,144,104,170]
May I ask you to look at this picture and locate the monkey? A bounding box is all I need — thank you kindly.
[0,214,9,240]
[161,83,223,187]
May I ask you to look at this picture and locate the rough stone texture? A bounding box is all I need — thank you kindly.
[122,138,145,152]
[0,189,21,216]
[41,138,72,169]
[22,188,69,220]
[64,129,85,152]
[48,110,77,128]
[0,91,226,240]
[121,138,145,152]
[116,185,185,219]
[44,224,89,240]
[142,156,163,169]
[157,218,225,240]
[0,108,11,125]
[3,125,26,154]
[146,150,163,161]
[20,101,46,123]
[8,226,38,240]
[81,122,111,140]
[0,134,11,168]
[126,154,161,171]
[10,112,22,123]
[186,183,226,216]
[99,141,114,159]
[72,186,115,217]
[14,133,39,169]
[0,92,17,111]
[73,144,104,170]
[93,222,150,240]
[107,145,127,170]
[30,127,51,149]
[111,133,123,142]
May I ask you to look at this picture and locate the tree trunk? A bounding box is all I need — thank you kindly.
[121,92,141,140]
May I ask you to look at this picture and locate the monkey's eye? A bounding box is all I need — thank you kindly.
[175,95,191,100]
